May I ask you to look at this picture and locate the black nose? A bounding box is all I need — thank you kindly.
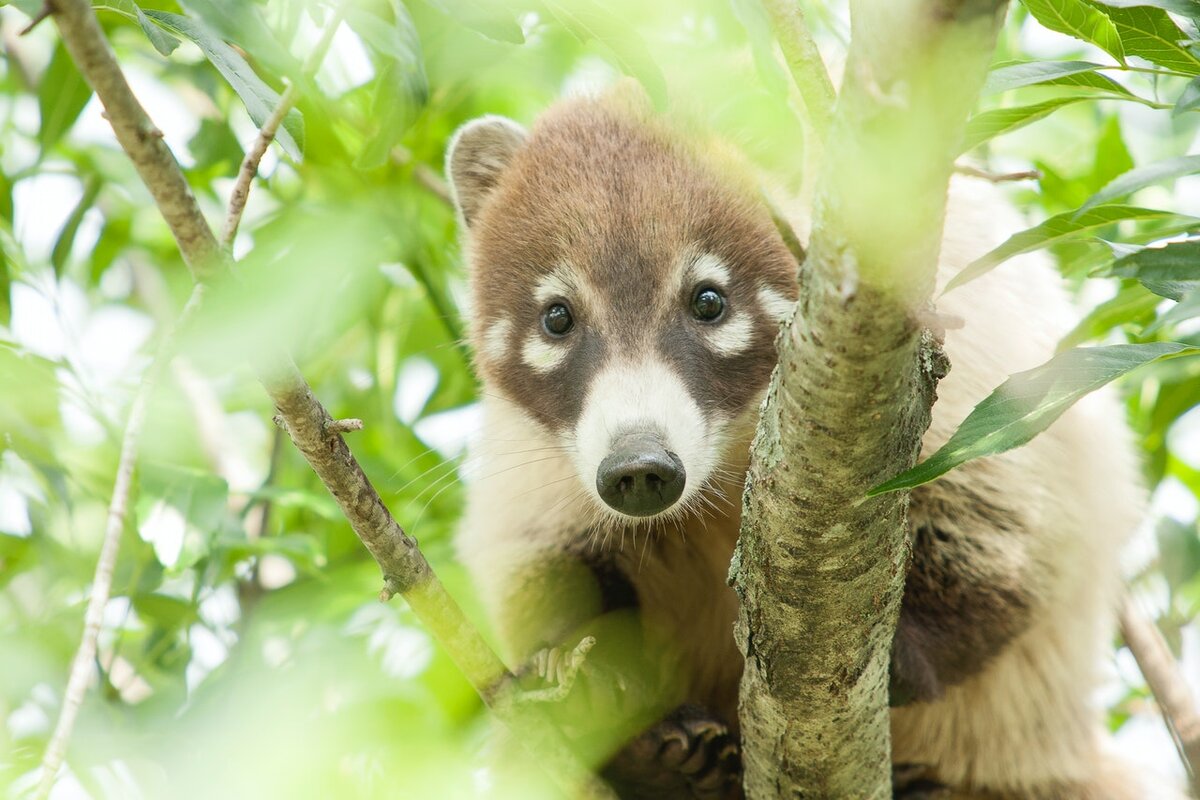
[596,434,686,517]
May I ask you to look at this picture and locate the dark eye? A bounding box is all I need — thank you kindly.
[542,303,574,336]
[692,288,725,322]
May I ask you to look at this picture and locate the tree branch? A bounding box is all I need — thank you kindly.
[47,2,610,796]
[731,0,1009,796]
[35,287,205,799]
[760,0,835,136]
[47,0,220,279]
[1119,599,1200,792]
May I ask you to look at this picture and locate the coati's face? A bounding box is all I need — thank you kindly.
[448,98,798,524]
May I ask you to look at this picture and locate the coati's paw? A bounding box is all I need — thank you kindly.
[607,707,741,799]
[517,636,597,704]
[892,763,952,799]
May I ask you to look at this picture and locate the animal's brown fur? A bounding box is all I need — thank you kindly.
[449,92,1168,799]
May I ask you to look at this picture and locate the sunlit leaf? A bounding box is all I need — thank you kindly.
[142,10,305,159]
[1111,239,1200,298]
[347,3,429,170]
[1020,0,1125,62]
[541,0,668,109]
[869,343,1200,495]
[1080,154,1200,214]
[961,96,1097,152]
[1094,0,1200,15]
[1142,288,1200,334]
[946,206,1191,290]
[423,0,525,43]
[1174,75,1200,114]
[38,42,93,153]
[1096,4,1200,74]
[1058,281,1161,349]
[178,0,300,77]
[50,176,101,277]
[730,0,790,97]
[134,4,181,56]
[1,0,44,17]
[982,60,1134,95]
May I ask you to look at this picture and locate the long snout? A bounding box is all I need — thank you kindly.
[596,432,686,517]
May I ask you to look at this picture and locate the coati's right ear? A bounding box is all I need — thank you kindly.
[446,115,527,228]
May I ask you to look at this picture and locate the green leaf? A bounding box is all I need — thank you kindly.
[1142,287,1200,334]
[132,593,198,629]
[1111,239,1200,298]
[1080,154,1200,214]
[50,177,101,277]
[38,42,94,153]
[346,3,429,170]
[541,0,668,109]
[869,343,1200,495]
[730,0,791,97]
[961,96,1096,153]
[134,4,181,56]
[177,0,301,79]
[983,60,1110,93]
[423,0,525,43]
[1093,0,1200,19]
[1174,76,1200,114]
[142,10,305,159]
[1095,4,1200,74]
[1058,281,1162,349]
[946,206,1191,291]
[1021,0,1125,62]
[2,0,44,17]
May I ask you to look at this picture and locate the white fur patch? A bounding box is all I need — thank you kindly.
[572,358,713,520]
[702,312,754,357]
[481,317,511,364]
[534,264,582,305]
[689,252,732,288]
[521,332,568,373]
[758,286,794,323]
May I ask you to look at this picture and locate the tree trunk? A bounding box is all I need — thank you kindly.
[732,1,1009,796]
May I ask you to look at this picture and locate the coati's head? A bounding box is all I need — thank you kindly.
[448,93,798,524]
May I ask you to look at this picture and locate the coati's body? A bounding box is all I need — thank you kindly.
[448,94,1153,798]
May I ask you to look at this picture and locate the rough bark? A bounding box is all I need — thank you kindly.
[730,1,1009,797]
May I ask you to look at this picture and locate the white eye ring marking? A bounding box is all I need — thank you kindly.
[522,332,569,373]
[689,252,733,289]
[758,286,795,323]
[700,312,754,356]
[481,317,511,364]
[534,265,582,306]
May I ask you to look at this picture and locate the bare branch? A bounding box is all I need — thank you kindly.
[1119,599,1200,791]
[392,145,454,206]
[760,0,836,136]
[221,0,350,248]
[34,287,205,799]
[49,0,220,279]
[19,3,52,36]
[221,81,297,248]
[953,163,1041,183]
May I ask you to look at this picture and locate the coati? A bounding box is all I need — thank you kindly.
[448,91,1155,798]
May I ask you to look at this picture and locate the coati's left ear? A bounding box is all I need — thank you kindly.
[446,115,527,227]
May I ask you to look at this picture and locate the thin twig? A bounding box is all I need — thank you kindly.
[221,81,297,248]
[1119,598,1200,791]
[19,2,52,36]
[221,0,349,248]
[34,287,205,799]
[953,163,1042,183]
[47,2,611,796]
[760,0,835,137]
[392,145,453,206]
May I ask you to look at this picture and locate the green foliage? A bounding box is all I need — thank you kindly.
[1,0,1197,794]
[870,343,1200,494]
